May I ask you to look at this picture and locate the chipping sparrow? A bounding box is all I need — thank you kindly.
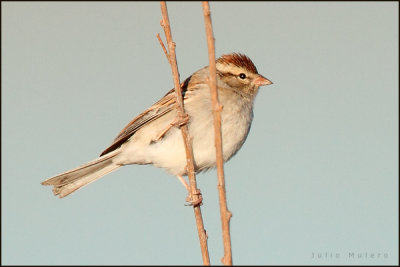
[41,53,272,198]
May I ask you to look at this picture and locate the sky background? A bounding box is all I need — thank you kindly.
[2,2,398,265]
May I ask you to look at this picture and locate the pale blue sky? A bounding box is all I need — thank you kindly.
[2,2,398,265]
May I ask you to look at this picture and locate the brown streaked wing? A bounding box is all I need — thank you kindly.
[100,89,177,156]
[100,75,194,156]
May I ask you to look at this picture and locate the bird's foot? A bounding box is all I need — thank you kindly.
[185,188,203,207]
[153,114,190,142]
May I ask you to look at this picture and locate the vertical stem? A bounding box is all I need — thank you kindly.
[202,2,233,265]
[159,2,210,265]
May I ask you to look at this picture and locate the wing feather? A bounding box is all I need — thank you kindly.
[100,90,176,156]
[100,76,192,156]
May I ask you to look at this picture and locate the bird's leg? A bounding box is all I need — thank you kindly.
[153,114,190,142]
[176,175,203,206]
[176,175,190,191]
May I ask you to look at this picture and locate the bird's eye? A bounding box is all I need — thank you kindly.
[239,73,246,79]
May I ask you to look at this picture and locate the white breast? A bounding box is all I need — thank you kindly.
[185,87,254,173]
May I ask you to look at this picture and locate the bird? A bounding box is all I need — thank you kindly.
[41,53,273,199]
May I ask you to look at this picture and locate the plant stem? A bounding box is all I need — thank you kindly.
[202,2,233,265]
[159,2,210,265]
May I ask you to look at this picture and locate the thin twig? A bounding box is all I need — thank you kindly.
[159,2,210,265]
[156,33,169,63]
[202,2,233,265]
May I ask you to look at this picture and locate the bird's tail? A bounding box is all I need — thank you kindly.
[41,150,121,198]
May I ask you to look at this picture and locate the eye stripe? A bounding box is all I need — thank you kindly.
[220,72,236,77]
[218,71,249,81]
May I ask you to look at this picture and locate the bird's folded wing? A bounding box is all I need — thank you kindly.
[100,74,195,156]
[100,89,177,156]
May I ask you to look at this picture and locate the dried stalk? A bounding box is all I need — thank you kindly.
[159,2,210,265]
[202,2,233,265]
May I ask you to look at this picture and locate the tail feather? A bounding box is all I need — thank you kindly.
[42,150,121,198]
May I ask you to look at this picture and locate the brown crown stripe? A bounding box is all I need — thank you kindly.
[216,53,258,74]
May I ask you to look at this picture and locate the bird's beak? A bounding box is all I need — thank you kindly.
[254,75,273,86]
